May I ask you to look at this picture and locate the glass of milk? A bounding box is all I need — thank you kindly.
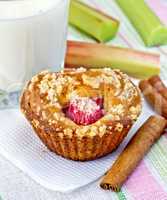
[0,0,69,108]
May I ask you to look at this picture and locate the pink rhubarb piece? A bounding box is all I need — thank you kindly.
[67,97,104,125]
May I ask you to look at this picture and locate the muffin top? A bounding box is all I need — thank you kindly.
[21,68,141,138]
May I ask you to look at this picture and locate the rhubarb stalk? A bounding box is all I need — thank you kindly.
[65,41,160,79]
[69,0,119,42]
[116,0,167,46]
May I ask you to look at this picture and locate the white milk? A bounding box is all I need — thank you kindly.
[0,0,69,92]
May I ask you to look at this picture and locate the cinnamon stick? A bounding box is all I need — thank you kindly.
[148,75,167,100]
[139,79,167,118]
[100,115,167,192]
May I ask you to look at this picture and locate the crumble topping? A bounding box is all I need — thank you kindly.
[64,67,87,74]
[64,128,73,137]
[39,78,50,94]
[114,123,124,132]
[82,69,121,89]
[129,104,142,120]
[39,70,49,75]
[103,113,121,121]
[71,97,100,114]
[110,104,125,115]
[119,80,138,101]
[75,67,87,73]
[81,126,90,133]
[53,112,65,120]
[82,74,102,89]
[89,126,98,137]
[24,68,141,138]
[31,75,39,83]
[99,125,107,137]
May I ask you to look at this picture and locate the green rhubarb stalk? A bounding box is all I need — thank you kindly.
[116,0,167,47]
[65,40,160,79]
[69,0,119,42]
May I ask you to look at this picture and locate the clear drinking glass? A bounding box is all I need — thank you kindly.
[0,0,70,108]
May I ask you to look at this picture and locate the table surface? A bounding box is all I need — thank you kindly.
[1,0,167,200]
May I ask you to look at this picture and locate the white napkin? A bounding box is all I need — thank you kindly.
[0,98,155,193]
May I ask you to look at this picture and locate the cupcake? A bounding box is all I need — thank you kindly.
[20,68,141,161]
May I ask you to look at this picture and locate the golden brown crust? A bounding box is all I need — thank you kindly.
[20,68,141,161]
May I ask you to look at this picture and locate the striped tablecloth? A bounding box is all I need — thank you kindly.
[1,1,167,200]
